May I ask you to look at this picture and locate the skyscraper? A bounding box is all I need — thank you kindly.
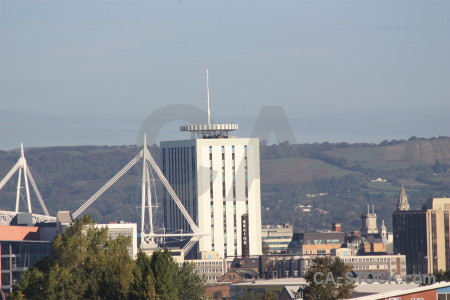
[161,71,262,259]
[393,185,450,274]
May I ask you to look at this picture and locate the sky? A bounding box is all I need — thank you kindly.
[1,0,449,150]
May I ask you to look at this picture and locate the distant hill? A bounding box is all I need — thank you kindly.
[258,137,450,231]
[261,156,358,184]
[324,138,450,171]
[1,137,449,233]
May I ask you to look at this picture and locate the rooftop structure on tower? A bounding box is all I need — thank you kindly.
[180,69,238,139]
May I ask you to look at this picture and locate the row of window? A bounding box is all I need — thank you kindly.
[312,239,341,245]
[195,268,223,274]
[262,236,293,240]
[265,241,290,245]
[205,275,220,281]
[341,257,394,263]
[193,261,223,266]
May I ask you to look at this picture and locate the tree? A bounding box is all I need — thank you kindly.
[177,262,206,300]
[11,218,205,300]
[150,250,179,300]
[433,269,450,283]
[303,257,355,300]
[11,215,135,300]
[129,251,159,300]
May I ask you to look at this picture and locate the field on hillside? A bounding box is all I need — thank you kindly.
[260,156,358,184]
[323,138,450,171]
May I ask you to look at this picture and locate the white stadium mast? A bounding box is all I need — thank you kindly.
[72,134,203,255]
[0,143,54,224]
[0,143,49,215]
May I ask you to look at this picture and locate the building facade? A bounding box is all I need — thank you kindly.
[287,231,346,255]
[1,240,51,293]
[185,254,228,283]
[393,189,450,274]
[424,198,450,274]
[0,224,53,294]
[393,209,428,274]
[161,137,262,259]
[261,223,293,254]
[338,254,407,277]
[94,222,138,259]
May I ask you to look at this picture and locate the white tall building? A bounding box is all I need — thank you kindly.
[161,70,262,259]
[161,134,262,259]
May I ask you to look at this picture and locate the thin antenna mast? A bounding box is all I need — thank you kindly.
[206,68,211,125]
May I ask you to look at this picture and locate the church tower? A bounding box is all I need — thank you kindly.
[396,185,410,211]
[361,204,378,234]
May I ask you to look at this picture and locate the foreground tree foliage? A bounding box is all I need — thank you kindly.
[128,252,159,300]
[10,215,205,300]
[177,262,206,300]
[303,257,355,300]
[432,269,450,283]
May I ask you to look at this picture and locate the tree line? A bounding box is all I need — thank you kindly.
[10,215,205,300]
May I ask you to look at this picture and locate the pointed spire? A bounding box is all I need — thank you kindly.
[396,184,410,211]
[381,220,387,240]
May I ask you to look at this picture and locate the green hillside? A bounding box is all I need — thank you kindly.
[323,138,450,171]
[259,137,450,231]
[261,156,358,184]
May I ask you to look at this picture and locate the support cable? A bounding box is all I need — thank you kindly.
[26,168,49,216]
[73,152,142,218]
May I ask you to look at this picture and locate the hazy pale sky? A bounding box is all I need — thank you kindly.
[1,0,449,150]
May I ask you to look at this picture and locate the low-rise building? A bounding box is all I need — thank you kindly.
[261,223,293,254]
[230,278,307,300]
[338,254,407,277]
[178,251,228,283]
[95,222,137,259]
[352,282,450,300]
[0,223,52,294]
[287,231,346,256]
